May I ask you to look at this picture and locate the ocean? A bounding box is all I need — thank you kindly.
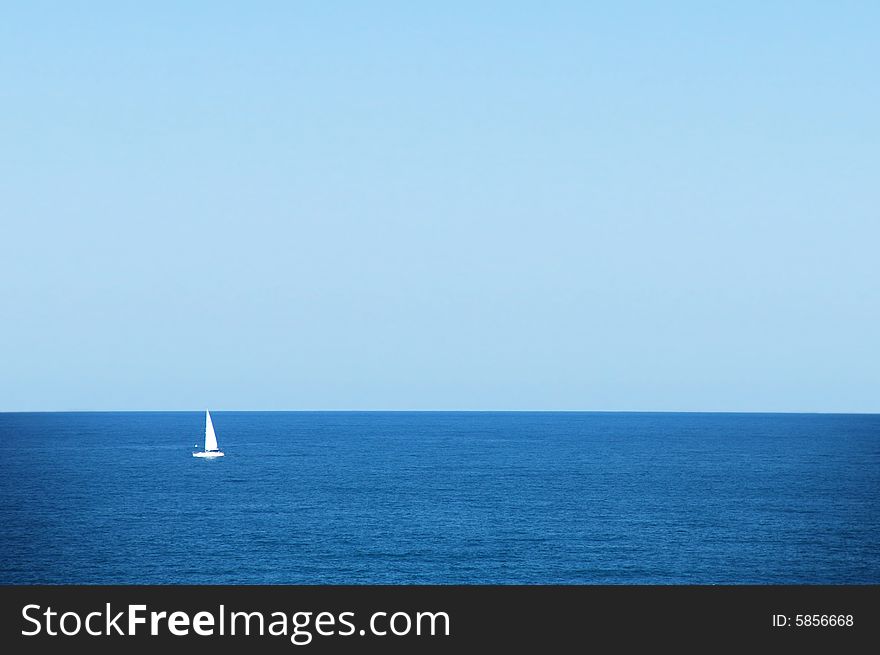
[0,411,877,584]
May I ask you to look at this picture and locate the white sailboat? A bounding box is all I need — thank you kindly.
[193,410,224,458]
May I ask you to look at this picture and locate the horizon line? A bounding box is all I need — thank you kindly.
[1,408,877,416]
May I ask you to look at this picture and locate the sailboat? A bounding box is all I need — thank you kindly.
[193,410,225,458]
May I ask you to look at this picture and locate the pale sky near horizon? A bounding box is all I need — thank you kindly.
[1,2,878,412]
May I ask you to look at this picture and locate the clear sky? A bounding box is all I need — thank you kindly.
[1,2,877,412]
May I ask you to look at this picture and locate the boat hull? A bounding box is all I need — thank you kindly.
[193,451,225,458]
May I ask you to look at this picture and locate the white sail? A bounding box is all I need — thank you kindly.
[205,410,219,452]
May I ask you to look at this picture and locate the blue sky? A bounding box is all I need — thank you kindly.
[1,2,877,411]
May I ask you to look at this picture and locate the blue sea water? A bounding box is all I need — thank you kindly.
[0,411,877,584]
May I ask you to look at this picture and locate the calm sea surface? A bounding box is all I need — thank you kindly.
[1,412,877,584]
